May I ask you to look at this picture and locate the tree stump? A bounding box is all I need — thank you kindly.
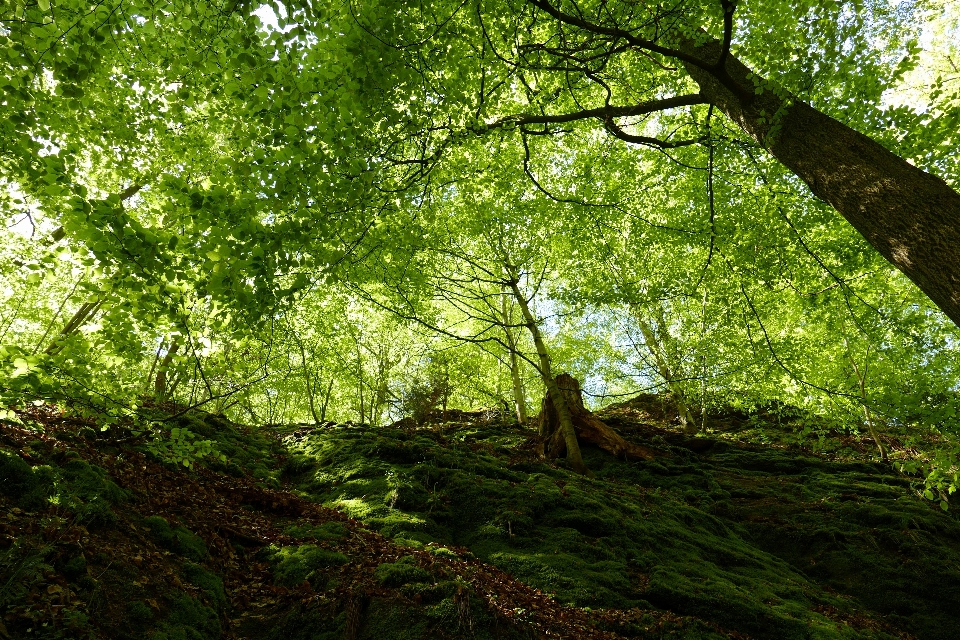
[538,374,657,461]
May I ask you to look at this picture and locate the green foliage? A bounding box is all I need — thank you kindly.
[0,541,53,615]
[142,425,224,469]
[142,516,208,562]
[5,0,960,632]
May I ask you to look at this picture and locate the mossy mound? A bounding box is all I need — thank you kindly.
[282,414,960,639]
[0,450,127,522]
[143,515,209,562]
[264,543,350,587]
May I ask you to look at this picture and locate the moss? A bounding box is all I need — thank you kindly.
[142,516,208,562]
[268,544,349,587]
[252,463,282,489]
[0,451,55,510]
[283,454,317,476]
[358,596,513,640]
[400,579,457,603]
[182,562,226,614]
[127,600,155,625]
[374,556,431,588]
[284,521,348,540]
[236,604,345,640]
[279,418,960,639]
[152,591,221,640]
[358,599,433,640]
[58,458,129,526]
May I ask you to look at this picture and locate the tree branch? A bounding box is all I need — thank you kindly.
[484,93,707,131]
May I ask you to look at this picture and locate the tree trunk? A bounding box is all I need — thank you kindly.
[501,290,528,425]
[154,338,181,402]
[682,34,960,327]
[507,278,591,476]
[538,374,657,462]
[632,308,697,433]
[44,298,103,356]
[320,378,334,422]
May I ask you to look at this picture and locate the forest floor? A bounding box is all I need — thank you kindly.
[1,396,959,639]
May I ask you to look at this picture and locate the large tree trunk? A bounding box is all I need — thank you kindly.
[682,35,960,327]
[538,374,657,462]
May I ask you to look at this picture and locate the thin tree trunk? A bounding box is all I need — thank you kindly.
[501,290,528,425]
[682,34,960,327]
[632,310,696,431]
[507,278,591,476]
[320,379,334,422]
[843,336,887,460]
[144,344,163,396]
[356,343,365,424]
[296,338,322,424]
[32,276,84,355]
[307,375,322,424]
[44,298,103,356]
[154,338,181,401]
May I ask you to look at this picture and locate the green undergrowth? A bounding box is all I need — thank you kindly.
[0,448,129,525]
[278,406,960,640]
[0,418,238,640]
[160,411,288,486]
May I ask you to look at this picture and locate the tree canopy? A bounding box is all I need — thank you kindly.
[3,0,960,491]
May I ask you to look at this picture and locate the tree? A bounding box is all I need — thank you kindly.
[330,0,960,326]
[6,0,960,494]
[6,0,960,328]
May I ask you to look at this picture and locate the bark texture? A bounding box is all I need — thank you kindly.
[683,35,960,327]
[538,374,657,461]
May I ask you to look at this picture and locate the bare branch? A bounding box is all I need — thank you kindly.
[484,93,707,131]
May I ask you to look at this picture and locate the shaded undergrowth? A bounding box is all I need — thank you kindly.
[1,396,958,639]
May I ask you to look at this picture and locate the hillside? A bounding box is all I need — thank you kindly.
[2,397,959,639]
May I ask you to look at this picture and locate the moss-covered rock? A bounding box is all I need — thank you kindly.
[284,521,348,540]
[0,451,55,510]
[182,562,226,614]
[153,591,221,640]
[375,556,431,588]
[267,544,350,587]
[279,418,960,639]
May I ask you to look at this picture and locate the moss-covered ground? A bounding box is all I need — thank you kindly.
[1,396,959,639]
